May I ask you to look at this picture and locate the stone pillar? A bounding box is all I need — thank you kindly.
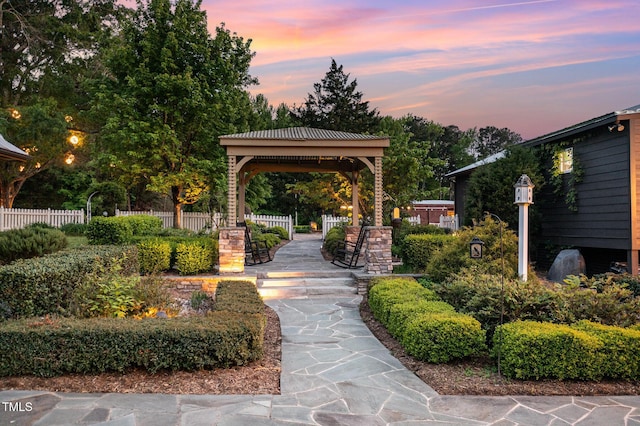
[218,227,245,274]
[364,226,393,274]
[345,225,361,246]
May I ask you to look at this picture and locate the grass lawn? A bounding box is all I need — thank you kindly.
[67,236,88,248]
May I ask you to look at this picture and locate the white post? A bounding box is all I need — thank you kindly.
[514,175,534,282]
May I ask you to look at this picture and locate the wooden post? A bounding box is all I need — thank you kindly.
[227,156,237,226]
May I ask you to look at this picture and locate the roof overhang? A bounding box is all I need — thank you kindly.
[0,134,30,161]
[220,127,389,174]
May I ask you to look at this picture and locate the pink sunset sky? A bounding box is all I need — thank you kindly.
[131,0,640,140]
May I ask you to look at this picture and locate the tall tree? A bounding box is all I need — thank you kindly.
[292,59,380,133]
[0,0,121,207]
[90,0,256,227]
[465,144,543,229]
[469,126,523,160]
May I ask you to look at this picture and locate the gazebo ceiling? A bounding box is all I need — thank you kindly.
[219,127,389,174]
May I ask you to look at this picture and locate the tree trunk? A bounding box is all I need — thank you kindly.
[171,185,182,229]
[0,178,25,208]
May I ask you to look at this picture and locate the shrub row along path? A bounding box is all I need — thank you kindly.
[2,233,640,425]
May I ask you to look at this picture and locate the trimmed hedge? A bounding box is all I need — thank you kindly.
[215,280,264,314]
[402,313,486,363]
[0,313,264,377]
[387,300,456,338]
[135,236,218,274]
[572,320,640,379]
[0,246,138,318]
[86,217,133,245]
[0,278,266,377]
[368,277,440,325]
[495,321,603,380]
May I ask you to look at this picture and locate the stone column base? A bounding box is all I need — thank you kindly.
[218,227,245,274]
[364,226,393,274]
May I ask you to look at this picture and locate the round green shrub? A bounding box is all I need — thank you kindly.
[323,225,346,255]
[402,312,487,363]
[0,227,67,264]
[266,226,289,240]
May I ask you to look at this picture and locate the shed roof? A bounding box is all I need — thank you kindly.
[0,134,29,161]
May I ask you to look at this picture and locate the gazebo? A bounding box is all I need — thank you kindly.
[218,127,392,274]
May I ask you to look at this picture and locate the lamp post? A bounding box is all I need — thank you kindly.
[514,174,534,282]
[86,191,98,223]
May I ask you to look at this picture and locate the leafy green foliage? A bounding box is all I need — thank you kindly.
[89,0,256,226]
[266,226,289,240]
[292,59,380,133]
[368,277,440,325]
[175,241,216,275]
[0,227,68,264]
[387,300,456,338]
[59,223,87,236]
[425,217,519,283]
[0,246,138,318]
[401,234,454,272]
[137,239,172,275]
[190,290,213,312]
[464,145,543,229]
[572,321,640,379]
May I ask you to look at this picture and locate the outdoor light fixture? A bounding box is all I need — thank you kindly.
[608,123,625,132]
[469,237,484,259]
[69,135,79,145]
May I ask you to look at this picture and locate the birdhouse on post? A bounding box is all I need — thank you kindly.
[514,174,534,281]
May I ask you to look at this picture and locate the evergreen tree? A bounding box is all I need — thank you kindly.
[292,59,380,133]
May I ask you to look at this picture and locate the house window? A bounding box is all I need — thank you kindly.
[557,147,573,174]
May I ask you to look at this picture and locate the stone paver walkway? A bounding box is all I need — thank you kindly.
[2,233,640,425]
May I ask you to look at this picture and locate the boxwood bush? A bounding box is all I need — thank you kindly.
[495,321,603,380]
[0,276,265,377]
[323,225,346,255]
[572,320,640,379]
[368,277,440,325]
[175,240,215,275]
[86,217,133,245]
[137,239,172,275]
[401,312,486,363]
[387,300,456,338]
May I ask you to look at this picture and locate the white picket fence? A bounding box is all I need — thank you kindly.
[115,210,293,237]
[321,215,350,239]
[439,214,459,231]
[0,207,85,231]
[319,213,458,239]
